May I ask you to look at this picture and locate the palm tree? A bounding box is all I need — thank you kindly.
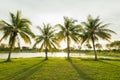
[33,24,59,60]
[0,11,35,62]
[81,15,116,60]
[56,16,81,59]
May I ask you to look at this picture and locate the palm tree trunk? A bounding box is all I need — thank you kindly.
[7,38,15,62]
[67,34,70,59]
[45,46,48,60]
[7,33,16,62]
[92,36,97,61]
[7,44,13,62]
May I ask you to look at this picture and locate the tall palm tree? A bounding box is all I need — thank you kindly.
[33,24,59,60]
[81,15,116,60]
[56,16,81,59]
[0,11,35,62]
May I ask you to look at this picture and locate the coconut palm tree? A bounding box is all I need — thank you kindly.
[0,11,35,62]
[33,24,59,60]
[56,16,81,59]
[81,15,116,60]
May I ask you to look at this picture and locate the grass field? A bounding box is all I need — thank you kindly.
[0,58,120,80]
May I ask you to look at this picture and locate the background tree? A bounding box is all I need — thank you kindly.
[56,16,81,59]
[110,41,120,50]
[85,43,92,50]
[0,11,35,62]
[81,15,116,60]
[33,24,59,60]
[106,43,111,50]
[95,43,102,50]
[95,43,102,53]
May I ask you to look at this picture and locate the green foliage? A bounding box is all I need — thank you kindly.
[0,58,120,80]
[85,43,92,49]
[106,43,111,50]
[95,43,102,50]
[110,41,120,50]
[0,11,35,45]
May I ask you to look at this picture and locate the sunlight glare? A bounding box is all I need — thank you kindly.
[60,40,67,49]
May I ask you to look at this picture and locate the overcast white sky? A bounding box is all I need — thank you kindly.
[0,0,120,47]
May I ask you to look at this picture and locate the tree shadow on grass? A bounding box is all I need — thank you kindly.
[5,59,47,80]
[99,58,120,61]
[0,60,11,63]
[99,60,120,67]
[68,59,93,80]
[0,61,7,63]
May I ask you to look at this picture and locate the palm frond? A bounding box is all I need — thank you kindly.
[19,32,31,44]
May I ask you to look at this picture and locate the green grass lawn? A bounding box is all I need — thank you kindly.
[0,58,120,80]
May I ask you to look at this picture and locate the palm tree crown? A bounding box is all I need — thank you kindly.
[0,11,35,61]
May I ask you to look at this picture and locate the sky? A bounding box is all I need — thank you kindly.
[0,0,120,48]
